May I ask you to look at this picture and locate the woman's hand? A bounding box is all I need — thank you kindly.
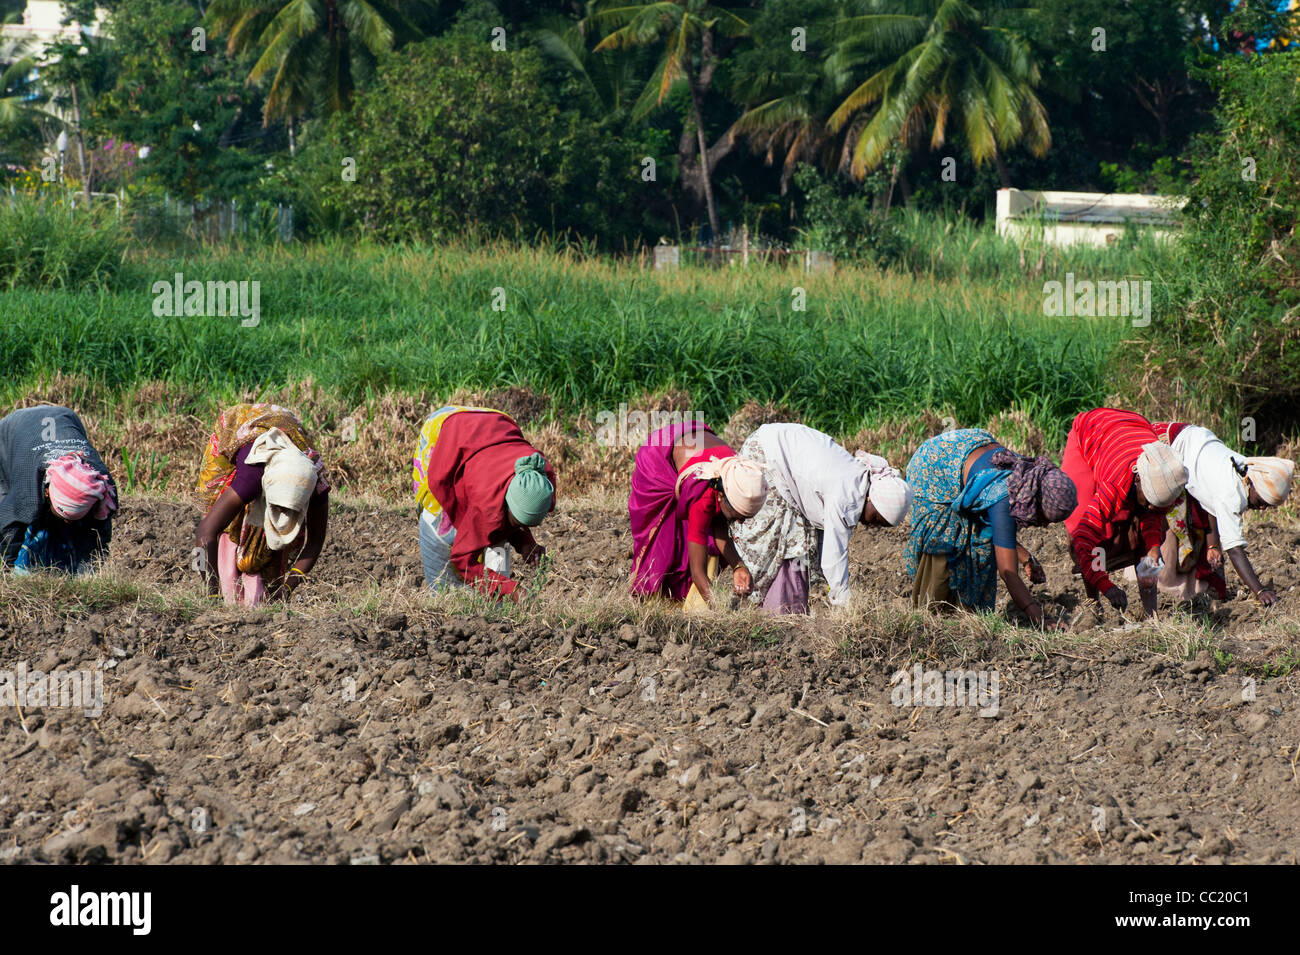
[519,542,546,566]
[1022,554,1046,584]
[733,566,752,596]
[271,566,308,603]
[1258,589,1278,608]
[1024,601,1064,631]
[1104,585,1128,611]
[1206,546,1223,570]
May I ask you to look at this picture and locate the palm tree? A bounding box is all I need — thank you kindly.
[206,0,433,124]
[730,85,837,196]
[726,2,859,196]
[586,0,750,240]
[0,44,40,131]
[533,14,652,114]
[826,0,1049,186]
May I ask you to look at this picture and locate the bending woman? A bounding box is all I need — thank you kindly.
[629,421,766,606]
[1061,407,1187,617]
[194,403,330,606]
[732,423,911,613]
[906,428,1077,627]
[1151,421,1294,606]
[413,405,554,601]
[0,405,117,574]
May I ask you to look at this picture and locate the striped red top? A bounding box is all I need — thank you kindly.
[1150,421,1188,444]
[1067,407,1166,591]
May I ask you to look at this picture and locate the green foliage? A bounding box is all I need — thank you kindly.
[726,0,851,193]
[532,14,661,116]
[1128,50,1300,441]
[304,37,643,244]
[793,162,903,265]
[588,0,751,121]
[890,206,1174,283]
[586,0,753,237]
[0,195,125,290]
[447,0,506,41]
[1097,156,1189,196]
[94,0,269,201]
[0,42,45,144]
[1027,0,1214,140]
[827,0,1050,179]
[205,0,436,123]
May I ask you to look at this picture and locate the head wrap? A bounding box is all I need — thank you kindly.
[505,452,555,526]
[854,450,912,526]
[245,427,317,549]
[1133,441,1188,508]
[45,452,116,521]
[676,455,767,518]
[990,449,1078,526]
[1244,456,1295,506]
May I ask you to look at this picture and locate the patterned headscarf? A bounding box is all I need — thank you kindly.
[991,449,1077,526]
[45,452,117,521]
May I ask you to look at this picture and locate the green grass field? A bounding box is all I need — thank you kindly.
[1,224,1163,450]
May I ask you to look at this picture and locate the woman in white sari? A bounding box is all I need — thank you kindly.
[1149,421,1294,606]
[732,423,911,613]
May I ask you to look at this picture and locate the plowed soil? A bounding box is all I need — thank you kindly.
[2,497,1299,864]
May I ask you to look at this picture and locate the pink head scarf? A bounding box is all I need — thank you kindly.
[45,453,117,521]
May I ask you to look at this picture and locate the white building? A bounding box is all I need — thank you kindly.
[1,2,105,46]
[996,188,1185,248]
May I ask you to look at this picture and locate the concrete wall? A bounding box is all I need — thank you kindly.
[996,188,1185,248]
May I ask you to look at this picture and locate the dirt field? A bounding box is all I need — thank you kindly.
[2,495,1299,864]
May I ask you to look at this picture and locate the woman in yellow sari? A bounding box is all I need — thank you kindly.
[193,403,331,606]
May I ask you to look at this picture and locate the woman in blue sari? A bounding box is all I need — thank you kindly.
[906,428,1077,627]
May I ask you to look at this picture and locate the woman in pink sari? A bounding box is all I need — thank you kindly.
[628,421,767,605]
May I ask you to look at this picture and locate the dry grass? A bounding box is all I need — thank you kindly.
[1,375,1106,510]
[8,532,1299,684]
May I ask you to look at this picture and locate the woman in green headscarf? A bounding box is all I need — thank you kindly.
[412,405,556,600]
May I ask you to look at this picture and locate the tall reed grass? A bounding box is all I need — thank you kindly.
[0,233,1155,447]
[0,193,125,290]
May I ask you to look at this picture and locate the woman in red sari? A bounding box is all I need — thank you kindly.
[628,420,767,607]
[1060,407,1188,617]
[413,405,555,601]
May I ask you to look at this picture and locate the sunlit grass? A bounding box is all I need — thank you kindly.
[0,231,1154,448]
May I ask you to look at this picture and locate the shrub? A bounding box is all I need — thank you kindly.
[0,195,125,290]
[302,36,642,245]
[792,163,904,266]
[1126,51,1300,444]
